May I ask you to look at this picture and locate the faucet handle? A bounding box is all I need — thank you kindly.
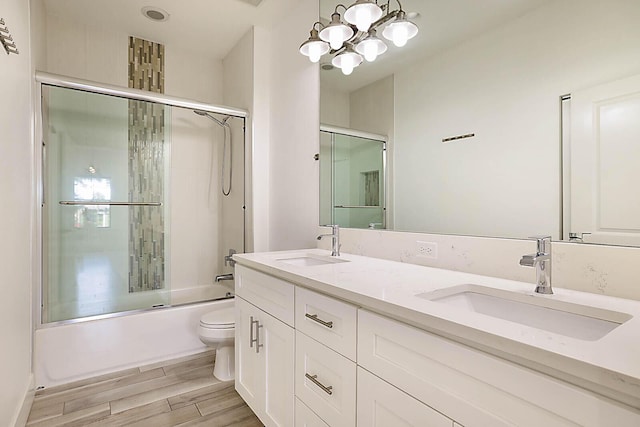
[321,224,339,232]
[528,235,551,254]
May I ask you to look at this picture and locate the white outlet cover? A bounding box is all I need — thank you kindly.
[416,241,438,259]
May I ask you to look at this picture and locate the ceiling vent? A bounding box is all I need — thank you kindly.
[141,6,170,22]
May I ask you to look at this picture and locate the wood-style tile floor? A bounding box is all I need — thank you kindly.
[27,350,263,426]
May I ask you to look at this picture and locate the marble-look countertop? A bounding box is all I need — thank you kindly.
[233,249,640,407]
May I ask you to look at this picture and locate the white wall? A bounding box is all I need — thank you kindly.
[251,26,272,252]
[320,86,350,128]
[393,0,640,240]
[223,29,253,260]
[266,0,320,250]
[0,0,34,424]
[44,12,224,102]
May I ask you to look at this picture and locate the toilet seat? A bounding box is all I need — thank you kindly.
[200,307,235,329]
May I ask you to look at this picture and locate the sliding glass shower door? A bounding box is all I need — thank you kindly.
[320,126,386,229]
[43,85,171,322]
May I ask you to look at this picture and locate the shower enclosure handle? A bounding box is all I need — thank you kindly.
[58,201,163,206]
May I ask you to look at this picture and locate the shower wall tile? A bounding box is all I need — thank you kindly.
[128,37,165,93]
[128,37,166,292]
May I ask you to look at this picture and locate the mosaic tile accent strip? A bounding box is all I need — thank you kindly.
[128,37,165,92]
[128,37,166,292]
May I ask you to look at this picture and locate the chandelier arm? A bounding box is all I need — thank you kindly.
[312,21,325,31]
[334,4,349,14]
[369,9,399,30]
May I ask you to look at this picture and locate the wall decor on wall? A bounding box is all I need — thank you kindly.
[127,36,166,292]
[0,18,19,55]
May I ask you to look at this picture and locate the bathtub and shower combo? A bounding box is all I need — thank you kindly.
[34,72,246,387]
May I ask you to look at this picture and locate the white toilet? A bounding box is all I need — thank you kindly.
[198,307,235,381]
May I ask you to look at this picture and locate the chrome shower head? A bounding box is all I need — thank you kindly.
[193,110,231,127]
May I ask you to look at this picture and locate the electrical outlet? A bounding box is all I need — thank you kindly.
[416,241,438,259]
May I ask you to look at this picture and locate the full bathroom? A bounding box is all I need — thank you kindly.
[2,0,640,426]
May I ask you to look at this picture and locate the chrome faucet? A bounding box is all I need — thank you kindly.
[519,236,552,294]
[317,224,341,256]
[215,273,234,283]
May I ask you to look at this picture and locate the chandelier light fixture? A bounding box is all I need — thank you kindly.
[299,0,418,75]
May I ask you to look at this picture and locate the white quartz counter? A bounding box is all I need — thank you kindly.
[234,249,640,408]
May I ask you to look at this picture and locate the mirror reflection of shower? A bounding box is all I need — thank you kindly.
[194,110,233,196]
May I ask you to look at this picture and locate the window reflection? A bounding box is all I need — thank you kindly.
[73,177,112,228]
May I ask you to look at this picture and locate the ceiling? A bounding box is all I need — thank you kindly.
[42,0,297,59]
[42,0,552,92]
[320,0,552,93]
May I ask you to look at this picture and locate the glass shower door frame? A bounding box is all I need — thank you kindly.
[320,124,387,230]
[34,71,248,327]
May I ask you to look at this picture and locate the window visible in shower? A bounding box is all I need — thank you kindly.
[73,177,112,228]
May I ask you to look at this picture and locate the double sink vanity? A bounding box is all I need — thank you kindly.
[232,249,640,426]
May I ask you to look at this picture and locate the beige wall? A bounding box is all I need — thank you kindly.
[1,0,35,424]
[266,0,320,250]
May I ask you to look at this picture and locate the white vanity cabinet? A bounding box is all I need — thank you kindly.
[234,260,640,427]
[235,266,295,427]
[358,309,640,427]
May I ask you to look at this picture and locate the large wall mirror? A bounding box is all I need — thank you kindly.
[318,0,640,246]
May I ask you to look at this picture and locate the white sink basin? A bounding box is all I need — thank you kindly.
[277,255,349,267]
[416,285,632,341]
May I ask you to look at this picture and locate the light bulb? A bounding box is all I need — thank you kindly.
[308,43,323,63]
[363,41,378,62]
[355,8,372,32]
[391,25,409,47]
[342,63,354,75]
[329,29,343,50]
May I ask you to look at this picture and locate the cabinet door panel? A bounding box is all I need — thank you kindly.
[235,296,263,414]
[263,312,295,427]
[357,367,452,427]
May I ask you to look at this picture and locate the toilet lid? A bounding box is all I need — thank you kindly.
[200,307,235,328]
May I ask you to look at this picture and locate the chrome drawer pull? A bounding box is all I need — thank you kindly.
[305,313,333,329]
[255,322,263,354]
[250,316,258,348]
[305,373,333,395]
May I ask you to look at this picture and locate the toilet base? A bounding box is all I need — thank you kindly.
[213,345,234,381]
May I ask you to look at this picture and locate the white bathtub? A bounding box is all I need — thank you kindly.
[34,297,234,388]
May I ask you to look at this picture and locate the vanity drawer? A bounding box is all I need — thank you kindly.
[235,265,294,326]
[295,397,330,427]
[295,287,357,360]
[357,367,453,427]
[358,309,640,427]
[296,331,356,427]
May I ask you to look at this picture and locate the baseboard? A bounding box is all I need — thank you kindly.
[13,374,34,427]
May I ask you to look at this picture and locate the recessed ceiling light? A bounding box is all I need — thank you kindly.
[406,11,420,19]
[321,63,335,71]
[141,6,170,22]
